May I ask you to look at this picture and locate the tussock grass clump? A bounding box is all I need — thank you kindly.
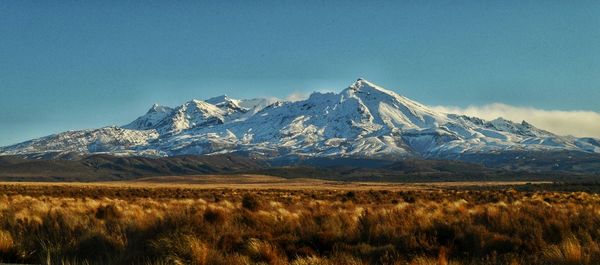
[0,229,14,257]
[542,235,600,265]
[242,193,262,211]
[0,185,599,264]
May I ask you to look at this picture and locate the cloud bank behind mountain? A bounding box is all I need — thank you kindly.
[431,103,600,138]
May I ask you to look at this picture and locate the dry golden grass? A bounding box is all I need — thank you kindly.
[541,235,600,265]
[0,229,14,254]
[0,182,598,264]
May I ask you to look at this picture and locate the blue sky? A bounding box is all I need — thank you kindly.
[1,1,599,146]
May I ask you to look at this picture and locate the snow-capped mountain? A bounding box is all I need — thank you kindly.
[2,79,599,160]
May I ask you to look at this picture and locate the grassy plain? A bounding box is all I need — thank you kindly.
[0,175,598,264]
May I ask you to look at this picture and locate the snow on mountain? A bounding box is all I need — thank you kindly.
[0,126,160,156]
[238,98,280,115]
[2,79,599,159]
[163,99,227,133]
[124,99,232,134]
[204,95,277,121]
[123,95,276,135]
[123,104,174,131]
[205,95,247,114]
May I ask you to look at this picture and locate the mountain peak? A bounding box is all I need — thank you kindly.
[205,95,249,116]
[147,103,172,114]
[206,95,232,105]
[185,99,222,110]
[350,78,373,89]
[347,78,397,96]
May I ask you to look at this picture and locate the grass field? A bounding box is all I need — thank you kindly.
[0,176,598,264]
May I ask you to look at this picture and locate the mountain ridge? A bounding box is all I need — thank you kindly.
[2,79,599,162]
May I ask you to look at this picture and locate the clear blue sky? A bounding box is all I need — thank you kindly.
[1,1,599,146]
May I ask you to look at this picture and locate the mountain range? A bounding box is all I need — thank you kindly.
[2,79,599,164]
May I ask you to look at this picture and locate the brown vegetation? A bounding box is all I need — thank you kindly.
[0,183,599,264]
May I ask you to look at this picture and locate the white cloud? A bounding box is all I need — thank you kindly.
[285,92,308,102]
[283,87,338,102]
[431,103,600,138]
